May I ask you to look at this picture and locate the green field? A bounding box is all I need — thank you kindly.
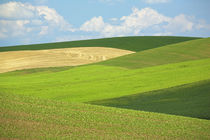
[0,36,210,139]
[99,37,210,69]
[0,36,199,52]
[90,80,210,119]
[1,93,210,139]
[1,58,210,103]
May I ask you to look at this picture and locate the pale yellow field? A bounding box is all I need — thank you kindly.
[0,47,135,73]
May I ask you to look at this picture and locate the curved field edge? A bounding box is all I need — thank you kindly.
[89,80,210,119]
[0,47,134,73]
[99,37,210,69]
[0,93,210,139]
[0,66,75,76]
[1,58,210,102]
[0,36,200,52]
[3,36,207,74]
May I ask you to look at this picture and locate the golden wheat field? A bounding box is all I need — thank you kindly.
[0,47,134,73]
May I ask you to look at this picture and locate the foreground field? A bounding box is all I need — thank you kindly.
[1,93,210,139]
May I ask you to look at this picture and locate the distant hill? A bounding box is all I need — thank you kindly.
[0,36,200,52]
[99,38,210,69]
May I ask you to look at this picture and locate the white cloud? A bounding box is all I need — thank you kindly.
[80,16,105,32]
[153,32,172,36]
[164,14,193,32]
[195,19,210,30]
[120,7,170,33]
[39,26,48,35]
[80,7,210,37]
[109,18,118,21]
[31,19,43,25]
[0,19,31,37]
[102,24,130,37]
[0,2,35,19]
[80,7,170,36]
[144,0,170,4]
[0,1,74,39]
[36,6,74,32]
[0,32,7,38]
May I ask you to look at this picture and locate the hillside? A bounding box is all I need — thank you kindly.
[0,47,134,73]
[0,36,202,73]
[1,37,209,118]
[1,93,210,139]
[0,36,199,52]
[99,37,210,69]
[0,36,210,139]
[1,58,210,103]
[90,80,210,119]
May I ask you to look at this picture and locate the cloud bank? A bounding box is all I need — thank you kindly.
[80,7,207,37]
[0,2,74,42]
[0,1,209,46]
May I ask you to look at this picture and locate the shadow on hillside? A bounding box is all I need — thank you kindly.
[88,80,210,120]
[0,66,74,76]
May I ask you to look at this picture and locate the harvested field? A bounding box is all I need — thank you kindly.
[0,47,134,73]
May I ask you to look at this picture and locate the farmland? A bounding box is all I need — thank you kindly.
[90,79,210,119]
[0,47,134,73]
[0,36,199,52]
[1,92,210,139]
[1,58,210,103]
[99,37,210,69]
[0,36,210,139]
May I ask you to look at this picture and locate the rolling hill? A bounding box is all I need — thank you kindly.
[1,58,210,103]
[0,47,134,73]
[89,79,210,119]
[0,36,210,139]
[0,36,201,73]
[99,37,210,69]
[0,36,199,52]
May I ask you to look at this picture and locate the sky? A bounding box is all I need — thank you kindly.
[0,0,210,47]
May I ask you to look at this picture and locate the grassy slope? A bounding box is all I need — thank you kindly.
[0,36,199,52]
[1,36,210,139]
[1,93,210,139]
[2,37,206,74]
[1,58,210,103]
[0,66,74,76]
[99,37,210,69]
[89,80,210,119]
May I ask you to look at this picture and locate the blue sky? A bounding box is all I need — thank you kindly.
[0,0,210,47]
